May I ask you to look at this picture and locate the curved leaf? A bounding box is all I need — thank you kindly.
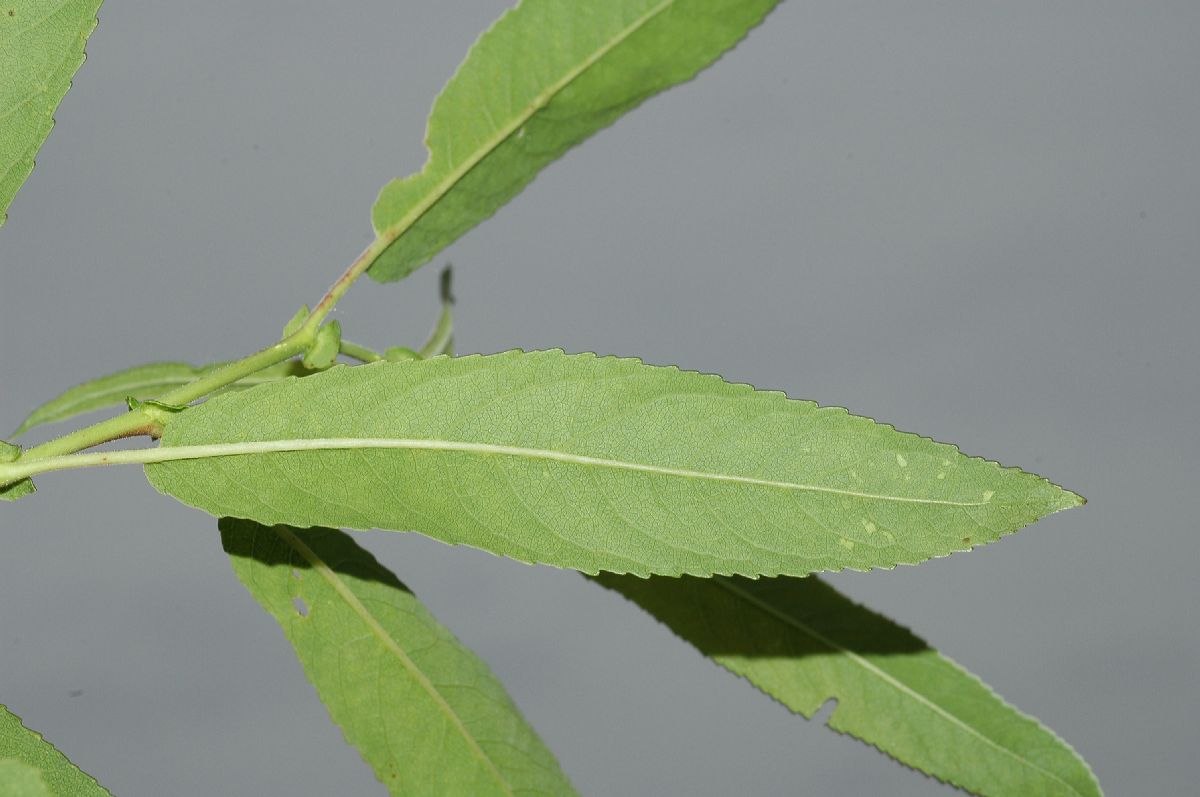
[12,360,314,437]
[595,573,1102,797]
[0,705,112,796]
[220,519,576,796]
[146,351,1081,577]
[0,0,103,227]
[369,0,780,282]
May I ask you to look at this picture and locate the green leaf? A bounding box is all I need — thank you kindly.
[0,441,34,500]
[0,0,103,228]
[369,0,781,282]
[0,705,113,796]
[594,573,1101,797]
[0,760,48,797]
[280,304,310,339]
[146,351,1082,577]
[12,360,315,437]
[220,518,576,796]
[0,477,37,501]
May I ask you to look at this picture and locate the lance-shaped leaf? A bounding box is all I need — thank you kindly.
[12,360,316,437]
[145,351,1082,577]
[220,518,576,796]
[594,573,1102,797]
[0,0,103,227]
[0,705,113,796]
[369,0,781,282]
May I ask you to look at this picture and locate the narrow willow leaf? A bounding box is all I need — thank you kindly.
[0,0,103,227]
[0,705,113,797]
[146,351,1082,577]
[12,360,314,437]
[220,518,576,796]
[369,0,780,282]
[594,574,1101,797]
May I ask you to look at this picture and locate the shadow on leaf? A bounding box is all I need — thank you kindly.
[591,572,927,658]
[219,518,408,592]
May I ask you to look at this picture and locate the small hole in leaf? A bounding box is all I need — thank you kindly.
[812,697,838,725]
[290,568,302,580]
[292,597,309,617]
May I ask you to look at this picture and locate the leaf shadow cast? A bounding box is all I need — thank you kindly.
[590,572,929,658]
[219,518,414,593]
[221,517,926,661]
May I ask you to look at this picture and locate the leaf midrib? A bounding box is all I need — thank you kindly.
[273,525,514,795]
[125,437,994,507]
[373,0,675,252]
[713,578,1092,796]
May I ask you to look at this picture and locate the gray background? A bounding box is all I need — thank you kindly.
[1,1,1197,794]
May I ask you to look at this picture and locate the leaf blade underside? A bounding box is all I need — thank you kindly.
[0,0,103,227]
[147,351,1081,577]
[369,0,781,282]
[221,519,576,797]
[0,704,113,797]
[594,573,1102,797]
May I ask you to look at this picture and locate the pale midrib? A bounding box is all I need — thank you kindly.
[373,0,675,252]
[714,578,1085,795]
[274,525,514,795]
[11,438,991,507]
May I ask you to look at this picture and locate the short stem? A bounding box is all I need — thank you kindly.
[6,229,398,482]
[339,340,383,363]
[13,414,166,463]
[17,331,312,465]
[418,306,454,358]
[418,266,455,358]
[13,237,393,467]
[304,237,390,332]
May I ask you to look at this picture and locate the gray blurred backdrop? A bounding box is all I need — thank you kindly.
[2,1,1197,794]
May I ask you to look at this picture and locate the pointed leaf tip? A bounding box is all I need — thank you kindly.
[0,0,105,228]
[368,0,783,281]
[594,573,1103,797]
[148,351,1080,577]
